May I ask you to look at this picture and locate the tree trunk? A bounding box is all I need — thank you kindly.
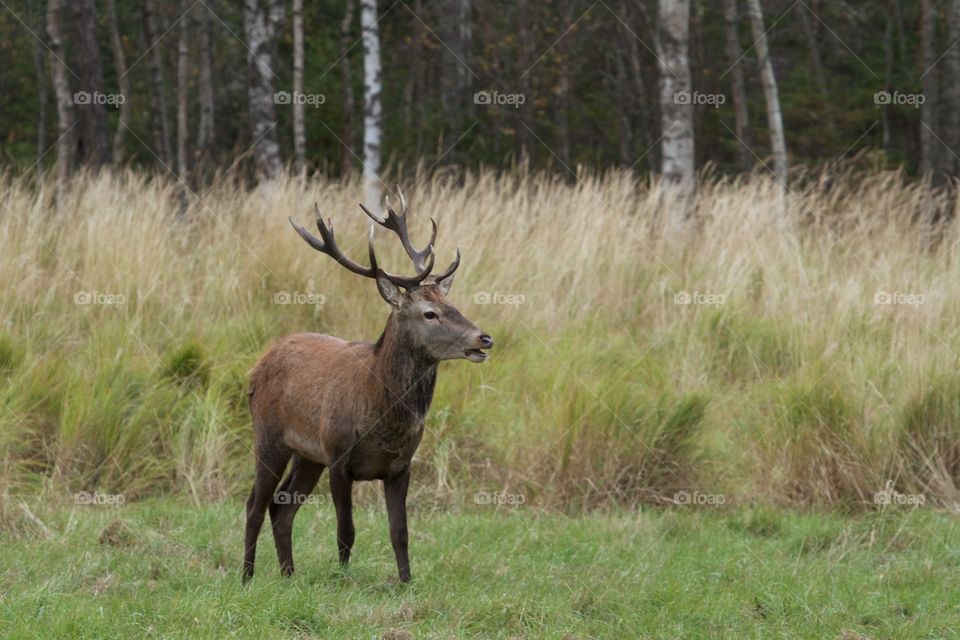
[920,0,938,177]
[441,0,472,129]
[196,2,216,162]
[943,0,960,176]
[799,1,830,121]
[292,0,306,174]
[244,0,283,181]
[882,1,893,154]
[746,0,788,186]
[106,0,130,164]
[340,0,356,176]
[71,0,110,168]
[46,0,74,201]
[657,0,694,193]
[176,0,190,183]
[142,0,172,165]
[723,0,750,171]
[30,0,47,166]
[360,0,383,209]
[555,3,574,166]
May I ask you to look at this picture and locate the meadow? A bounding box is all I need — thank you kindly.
[1,169,959,637]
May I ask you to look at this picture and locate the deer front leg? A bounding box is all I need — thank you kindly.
[329,465,355,567]
[384,466,411,582]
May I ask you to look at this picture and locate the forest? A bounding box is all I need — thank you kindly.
[1,0,956,188]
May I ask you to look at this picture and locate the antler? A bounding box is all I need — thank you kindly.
[289,203,435,290]
[358,185,437,273]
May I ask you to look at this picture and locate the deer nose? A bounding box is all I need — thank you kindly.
[478,334,493,349]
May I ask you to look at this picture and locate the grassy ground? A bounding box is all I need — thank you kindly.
[1,499,957,639]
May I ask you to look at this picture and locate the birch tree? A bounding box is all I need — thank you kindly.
[243,0,283,181]
[657,0,694,194]
[746,0,788,185]
[360,0,383,209]
[46,0,74,202]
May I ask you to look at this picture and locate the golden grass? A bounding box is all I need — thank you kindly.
[1,167,959,510]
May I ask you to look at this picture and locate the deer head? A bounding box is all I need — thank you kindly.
[289,187,493,363]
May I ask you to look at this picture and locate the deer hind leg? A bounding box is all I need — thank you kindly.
[242,440,292,582]
[269,454,326,576]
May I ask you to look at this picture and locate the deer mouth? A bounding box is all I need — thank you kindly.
[464,348,488,362]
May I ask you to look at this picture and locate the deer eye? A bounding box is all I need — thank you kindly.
[424,311,438,320]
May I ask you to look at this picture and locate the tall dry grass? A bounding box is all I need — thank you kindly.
[1,167,959,510]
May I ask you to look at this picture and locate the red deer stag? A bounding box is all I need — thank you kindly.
[244,188,492,583]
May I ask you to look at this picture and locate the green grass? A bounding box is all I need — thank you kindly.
[1,499,958,639]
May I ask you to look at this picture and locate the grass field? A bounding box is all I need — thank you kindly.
[1,498,957,639]
[2,169,960,637]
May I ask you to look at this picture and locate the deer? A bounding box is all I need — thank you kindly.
[243,187,492,583]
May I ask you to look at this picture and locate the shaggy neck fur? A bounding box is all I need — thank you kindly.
[373,313,437,421]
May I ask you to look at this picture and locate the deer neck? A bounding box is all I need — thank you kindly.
[372,313,437,421]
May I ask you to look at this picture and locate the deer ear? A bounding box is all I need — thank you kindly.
[433,271,455,296]
[376,271,405,308]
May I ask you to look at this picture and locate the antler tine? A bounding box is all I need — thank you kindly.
[431,247,461,282]
[357,186,435,272]
[287,204,375,278]
[290,203,435,289]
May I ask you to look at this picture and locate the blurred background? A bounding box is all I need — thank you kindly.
[0,0,955,188]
